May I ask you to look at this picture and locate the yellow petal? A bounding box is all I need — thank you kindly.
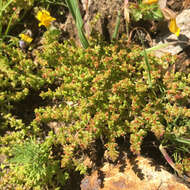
[38,23,43,27]
[19,33,33,43]
[36,10,50,20]
[36,10,56,28]
[41,9,50,16]
[36,11,43,21]
[168,18,180,37]
[142,0,158,4]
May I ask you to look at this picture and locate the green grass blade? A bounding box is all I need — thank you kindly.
[143,47,152,87]
[0,0,14,14]
[75,3,89,48]
[137,31,152,87]
[65,0,89,48]
[140,43,170,55]
[65,0,77,22]
[4,11,16,37]
[0,0,14,38]
[112,11,121,40]
[175,137,190,145]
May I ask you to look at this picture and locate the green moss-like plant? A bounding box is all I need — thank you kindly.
[0,31,189,188]
[1,135,68,189]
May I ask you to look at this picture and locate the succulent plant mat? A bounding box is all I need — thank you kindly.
[0,0,190,189]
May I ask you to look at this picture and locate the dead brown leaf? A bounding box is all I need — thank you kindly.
[161,7,176,20]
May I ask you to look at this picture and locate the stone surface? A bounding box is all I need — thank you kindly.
[64,0,125,44]
[63,1,190,54]
[81,155,190,190]
[154,9,190,56]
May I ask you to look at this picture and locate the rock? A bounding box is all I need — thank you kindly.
[154,9,190,56]
[80,155,190,190]
[64,0,125,44]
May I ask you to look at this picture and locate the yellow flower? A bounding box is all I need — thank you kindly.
[19,33,33,43]
[142,0,158,5]
[168,18,180,37]
[36,9,56,28]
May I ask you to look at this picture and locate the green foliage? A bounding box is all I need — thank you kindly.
[0,0,63,40]
[130,2,163,22]
[9,138,52,185]
[65,0,89,48]
[0,29,190,188]
[1,135,68,189]
[112,11,121,40]
[0,0,15,38]
[0,0,34,38]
